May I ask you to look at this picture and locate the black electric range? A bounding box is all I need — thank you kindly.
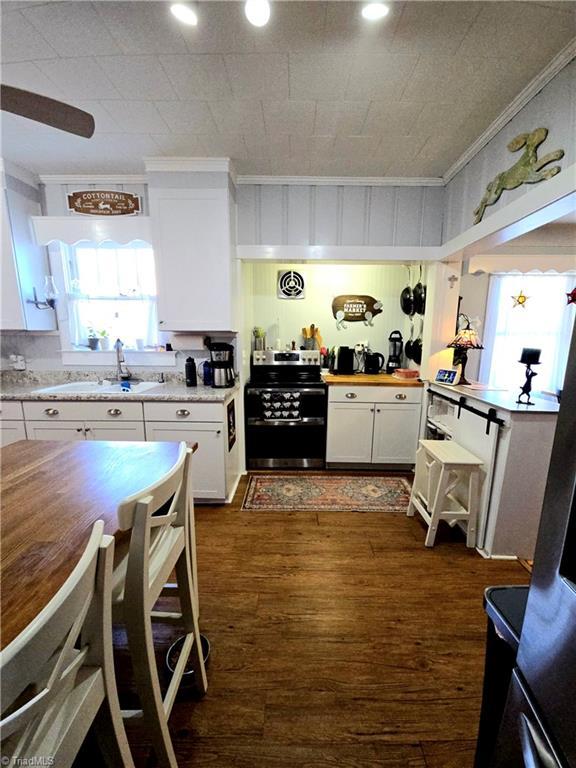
[244,350,327,469]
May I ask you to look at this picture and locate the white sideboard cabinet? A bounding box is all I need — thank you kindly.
[326,385,422,465]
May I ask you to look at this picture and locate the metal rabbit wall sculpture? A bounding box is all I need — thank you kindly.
[473,127,564,224]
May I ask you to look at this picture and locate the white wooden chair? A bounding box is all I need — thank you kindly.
[113,442,207,768]
[408,439,483,548]
[0,521,134,767]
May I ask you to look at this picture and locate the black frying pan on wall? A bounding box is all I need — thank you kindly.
[400,265,415,316]
[412,318,423,365]
[413,265,426,315]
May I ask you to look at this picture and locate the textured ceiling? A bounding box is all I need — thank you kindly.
[1,0,575,177]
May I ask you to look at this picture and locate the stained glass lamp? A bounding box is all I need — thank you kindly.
[447,316,484,385]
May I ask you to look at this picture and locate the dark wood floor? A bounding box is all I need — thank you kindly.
[129,474,528,767]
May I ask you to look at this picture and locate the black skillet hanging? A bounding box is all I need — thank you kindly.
[405,316,414,361]
[413,265,426,315]
[400,265,415,316]
[412,317,423,365]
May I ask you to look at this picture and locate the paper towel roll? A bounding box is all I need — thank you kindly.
[170,334,205,351]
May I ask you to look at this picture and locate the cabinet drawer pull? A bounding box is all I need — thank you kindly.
[176,409,190,417]
[395,393,407,400]
[345,392,357,399]
[84,427,91,432]
[44,408,59,416]
[76,427,83,432]
[107,408,122,417]
[376,408,381,413]
[216,430,222,435]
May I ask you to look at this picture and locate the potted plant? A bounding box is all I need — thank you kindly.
[99,329,110,351]
[87,327,100,351]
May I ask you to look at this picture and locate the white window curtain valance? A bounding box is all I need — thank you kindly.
[32,216,152,246]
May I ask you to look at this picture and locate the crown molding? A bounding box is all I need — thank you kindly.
[443,39,576,183]
[236,174,444,186]
[2,158,40,188]
[38,174,147,185]
[144,156,236,184]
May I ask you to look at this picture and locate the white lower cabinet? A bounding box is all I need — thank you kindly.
[326,403,375,463]
[1,420,27,446]
[86,422,145,441]
[0,401,26,446]
[143,398,240,503]
[326,386,422,465]
[11,395,240,503]
[25,421,85,441]
[24,420,145,441]
[371,404,421,464]
[145,422,225,500]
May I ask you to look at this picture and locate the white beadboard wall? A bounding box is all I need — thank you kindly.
[243,261,422,356]
[42,181,149,216]
[237,185,444,246]
[444,59,576,242]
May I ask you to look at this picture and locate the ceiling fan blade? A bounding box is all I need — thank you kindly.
[1,85,95,138]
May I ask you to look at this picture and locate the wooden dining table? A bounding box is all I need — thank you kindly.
[0,439,184,650]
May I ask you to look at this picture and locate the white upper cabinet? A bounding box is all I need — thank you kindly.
[1,164,56,331]
[147,160,237,332]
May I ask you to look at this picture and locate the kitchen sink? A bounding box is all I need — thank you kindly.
[32,381,163,395]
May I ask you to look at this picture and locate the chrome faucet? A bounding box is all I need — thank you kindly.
[114,338,132,381]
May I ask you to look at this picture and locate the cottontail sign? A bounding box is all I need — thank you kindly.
[67,190,141,216]
[473,127,564,224]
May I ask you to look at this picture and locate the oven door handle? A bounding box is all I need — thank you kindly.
[247,417,325,426]
[247,388,326,395]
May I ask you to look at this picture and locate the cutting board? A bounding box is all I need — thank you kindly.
[322,373,423,387]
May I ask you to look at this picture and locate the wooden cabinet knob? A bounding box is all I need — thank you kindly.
[44,408,59,416]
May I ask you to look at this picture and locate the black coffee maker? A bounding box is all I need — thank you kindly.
[208,342,235,388]
[386,331,403,374]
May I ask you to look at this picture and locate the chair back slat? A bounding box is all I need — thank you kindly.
[117,443,188,531]
[0,522,104,745]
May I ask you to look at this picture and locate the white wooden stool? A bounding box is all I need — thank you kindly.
[408,439,483,548]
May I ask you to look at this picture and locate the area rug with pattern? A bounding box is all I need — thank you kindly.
[242,474,412,512]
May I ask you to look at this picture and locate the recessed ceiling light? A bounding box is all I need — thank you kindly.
[245,0,271,27]
[170,3,198,26]
[361,3,389,21]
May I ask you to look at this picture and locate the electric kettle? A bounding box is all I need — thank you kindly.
[364,352,385,374]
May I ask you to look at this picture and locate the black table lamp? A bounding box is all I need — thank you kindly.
[447,315,484,385]
[517,348,541,406]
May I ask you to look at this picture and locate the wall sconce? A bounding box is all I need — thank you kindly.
[28,276,58,310]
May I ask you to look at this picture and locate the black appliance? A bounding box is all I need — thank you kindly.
[386,331,403,374]
[332,346,355,375]
[208,341,235,388]
[483,326,576,767]
[365,352,385,374]
[245,350,327,469]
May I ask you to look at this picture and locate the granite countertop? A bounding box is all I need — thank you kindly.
[0,380,239,403]
[323,372,423,387]
[430,382,560,414]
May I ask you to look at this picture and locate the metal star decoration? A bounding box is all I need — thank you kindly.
[512,290,529,308]
[567,288,576,306]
